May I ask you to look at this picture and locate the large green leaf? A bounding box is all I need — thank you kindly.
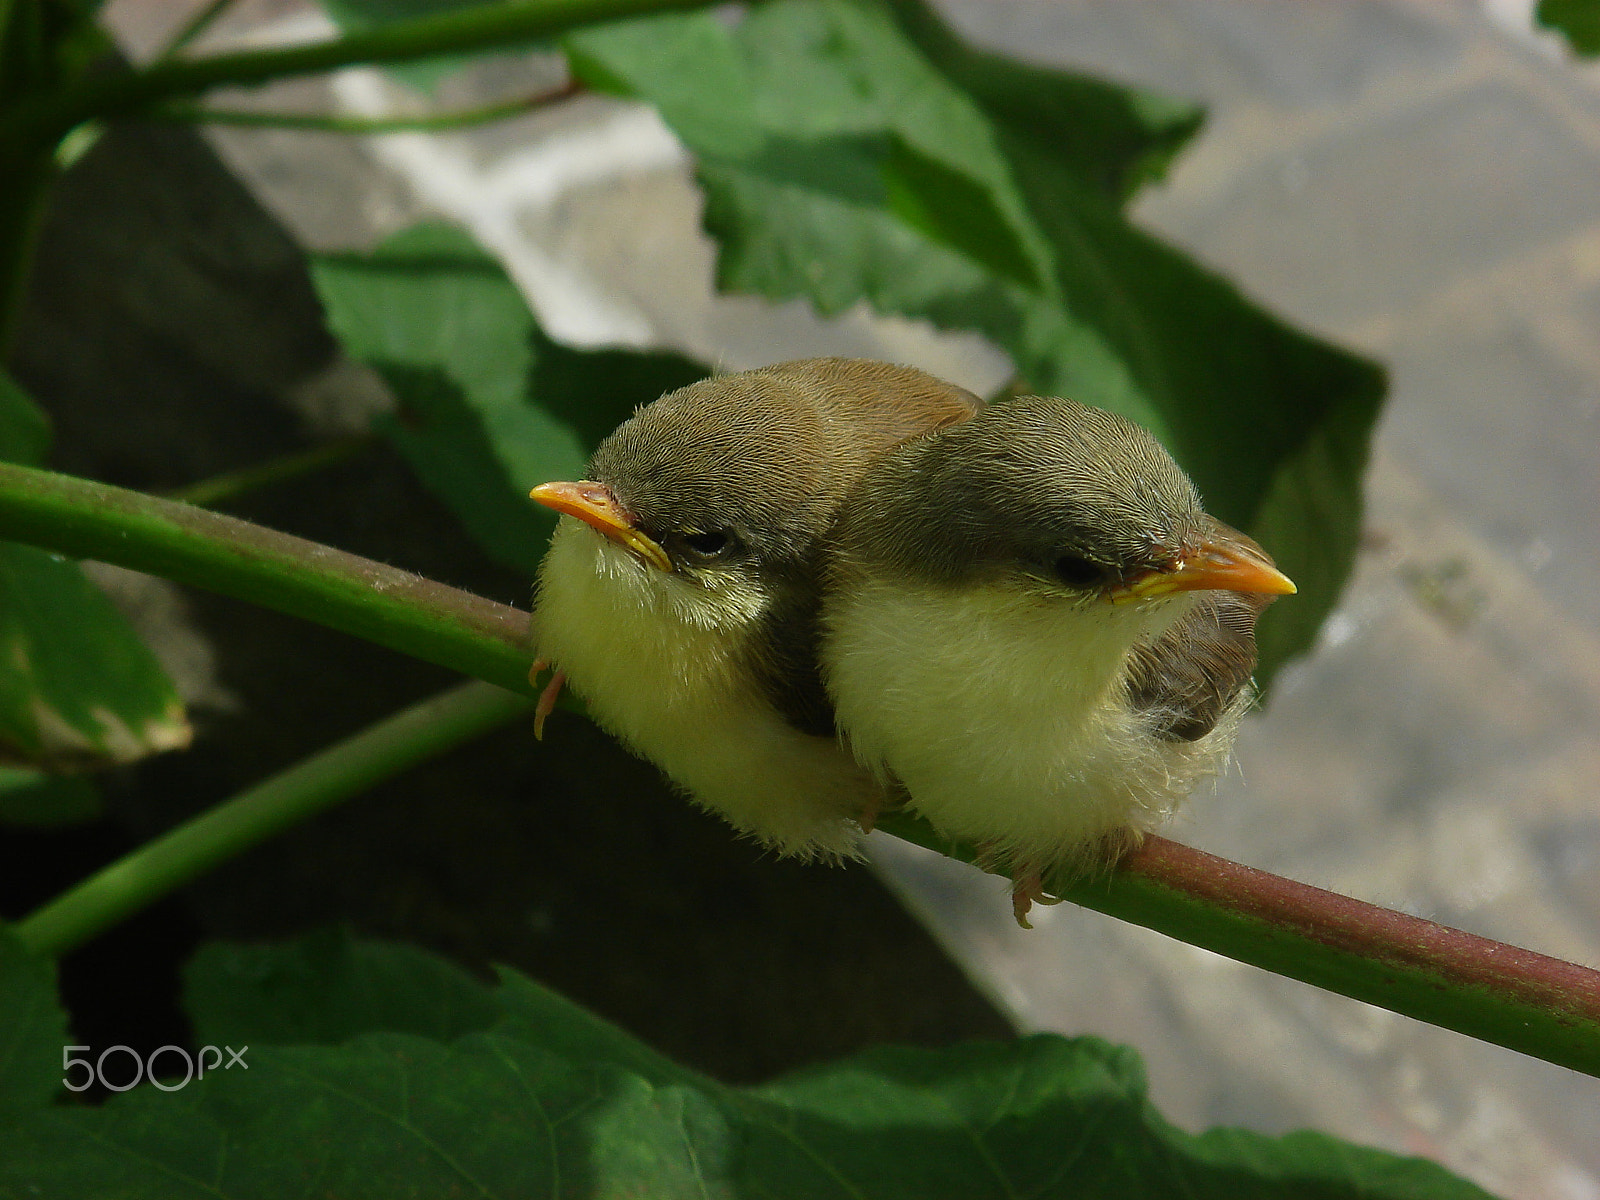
[568,0,1386,682]
[881,0,1204,204]
[186,927,709,1089]
[0,371,188,771]
[310,223,706,575]
[183,925,503,1048]
[0,932,1498,1198]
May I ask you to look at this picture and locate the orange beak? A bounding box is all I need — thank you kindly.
[1112,522,1296,603]
[529,480,673,573]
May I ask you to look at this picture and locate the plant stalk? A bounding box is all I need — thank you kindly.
[154,80,583,136]
[163,435,373,508]
[1,0,708,150]
[884,816,1600,1079]
[0,461,534,694]
[12,680,533,958]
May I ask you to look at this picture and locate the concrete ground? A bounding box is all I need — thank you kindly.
[96,1,1600,1195]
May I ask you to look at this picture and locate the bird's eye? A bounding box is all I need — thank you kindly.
[1052,554,1104,588]
[678,530,737,560]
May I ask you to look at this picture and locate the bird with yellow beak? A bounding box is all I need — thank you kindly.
[820,394,1297,924]
[529,357,981,860]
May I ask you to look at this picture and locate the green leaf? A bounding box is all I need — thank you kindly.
[0,765,100,827]
[570,0,1057,291]
[748,1037,1498,1199]
[311,222,706,574]
[570,0,1386,684]
[0,934,1498,1199]
[0,929,68,1113]
[1537,0,1600,55]
[0,542,191,769]
[2,1033,737,1199]
[183,927,709,1088]
[183,926,503,1048]
[882,0,1204,203]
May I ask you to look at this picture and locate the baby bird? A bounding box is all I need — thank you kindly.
[820,394,1296,922]
[530,357,981,859]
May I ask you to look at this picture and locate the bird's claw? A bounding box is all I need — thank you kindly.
[858,796,880,835]
[529,659,567,740]
[1011,874,1062,930]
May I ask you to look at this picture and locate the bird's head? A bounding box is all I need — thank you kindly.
[829,394,1295,625]
[531,358,981,632]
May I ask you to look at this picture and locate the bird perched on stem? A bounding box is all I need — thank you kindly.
[529,357,981,860]
[820,394,1296,925]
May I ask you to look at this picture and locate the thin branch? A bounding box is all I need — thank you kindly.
[163,435,373,507]
[1,0,708,149]
[3,460,1599,1076]
[12,680,533,958]
[153,79,584,136]
[881,818,1600,1077]
[0,461,533,695]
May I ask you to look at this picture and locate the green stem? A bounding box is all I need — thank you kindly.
[883,816,1600,1078]
[0,461,534,694]
[164,435,373,508]
[12,680,532,958]
[2,0,710,149]
[154,80,583,135]
[4,461,1599,1076]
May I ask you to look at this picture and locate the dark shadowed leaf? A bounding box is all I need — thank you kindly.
[0,931,68,1113]
[0,934,1500,1199]
[183,926,503,1048]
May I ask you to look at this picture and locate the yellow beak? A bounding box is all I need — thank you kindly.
[529,480,674,574]
[1112,523,1296,603]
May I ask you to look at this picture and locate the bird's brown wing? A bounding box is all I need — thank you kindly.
[1125,591,1271,742]
[744,580,839,739]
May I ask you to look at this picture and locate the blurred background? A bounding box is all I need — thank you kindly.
[24,0,1600,1195]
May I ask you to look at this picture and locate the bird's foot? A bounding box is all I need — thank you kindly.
[528,659,567,740]
[1010,874,1063,930]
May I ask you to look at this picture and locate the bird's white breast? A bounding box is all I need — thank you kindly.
[534,520,878,860]
[822,578,1246,872]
